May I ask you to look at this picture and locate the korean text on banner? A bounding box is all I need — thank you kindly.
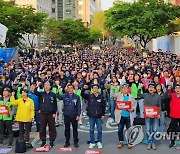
[116,101,132,110]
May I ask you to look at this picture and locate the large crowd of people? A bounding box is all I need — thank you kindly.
[0,47,180,151]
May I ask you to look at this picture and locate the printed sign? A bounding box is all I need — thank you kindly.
[144,106,159,118]
[34,146,51,152]
[85,150,102,154]
[0,105,9,116]
[57,147,74,152]
[116,101,132,110]
[0,148,12,153]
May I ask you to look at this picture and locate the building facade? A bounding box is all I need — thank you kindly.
[164,0,180,5]
[5,0,52,17]
[75,0,101,27]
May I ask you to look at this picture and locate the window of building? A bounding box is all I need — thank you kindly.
[66,9,71,14]
[78,10,83,15]
[78,1,83,6]
[52,8,55,13]
[52,0,55,4]
[66,0,72,5]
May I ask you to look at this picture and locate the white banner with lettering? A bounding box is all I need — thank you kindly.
[0,23,8,44]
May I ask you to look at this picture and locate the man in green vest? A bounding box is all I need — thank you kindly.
[0,87,13,148]
[52,78,64,125]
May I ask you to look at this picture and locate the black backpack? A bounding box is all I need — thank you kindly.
[15,139,26,153]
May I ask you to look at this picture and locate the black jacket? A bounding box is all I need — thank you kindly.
[82,89,106,118]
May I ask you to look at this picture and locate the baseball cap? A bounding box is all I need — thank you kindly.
[3,87,11,92]
[148,83,155,88]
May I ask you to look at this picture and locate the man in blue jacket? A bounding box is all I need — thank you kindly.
[57,84,81,148]
[28,82,40,132]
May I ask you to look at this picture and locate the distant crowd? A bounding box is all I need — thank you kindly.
[0,47,180,151]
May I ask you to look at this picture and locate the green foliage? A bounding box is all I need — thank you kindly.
[106,0,180,48]
[44,18,62,45]
[86,29,103,44]
[58,19,90,44]
[0,0,47,47]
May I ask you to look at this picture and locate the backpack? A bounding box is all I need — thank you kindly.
[15,139,26,153]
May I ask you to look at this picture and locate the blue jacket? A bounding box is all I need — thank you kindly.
[57,93,81,117]
[28,90,39,111]
[37,91,57,114]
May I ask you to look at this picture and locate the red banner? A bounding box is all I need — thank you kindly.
[85,150,102,154]
[116,101,132,110]
[0,105,9,116]
[144,106,160,118]
[57,147,74,152]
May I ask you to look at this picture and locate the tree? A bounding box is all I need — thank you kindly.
[86,29,103,44]
[0,0,47,47]
[106,0,180,48]
[22,7,47,48]
[44,18,62,46]
[59,19,89,44]
[170,18,180,33]
[91,11,110,39]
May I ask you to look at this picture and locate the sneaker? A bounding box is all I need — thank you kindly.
[74,143,79,148]
[8,144,13,148]
[41,141,46,147]
[169,142,176,148]
[127,144,133,149]
[64,143,70,147]
[78,120,83,125]
[50,142,54,147]
[147,143,151,150]
[117,142,123,149]
[152,144,157,150]
[97,142,102,149]
[89,143,95,149]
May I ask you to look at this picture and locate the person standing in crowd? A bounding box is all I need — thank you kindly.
[0,88,13,147]
[52,78,64,125]
[82,84,106,149]
[57,84,81,148]
[156,84,166,132]
[105,76,121,123]
[10,88,34,145]
[166,84,180,148]
[37,81,57,147]
[130,73,144,118]
[111,83,136,149]
[28,82,40,132]
[73,80,83,125]
[143,83,161,150]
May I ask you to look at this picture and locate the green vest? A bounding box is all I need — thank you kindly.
[52,87,63,101]
[90,88,101,94]
[17,86,22,99]
[0,100,12,121]
[73,89,82,102]
[131,83,143,99]
[110,85,120,98]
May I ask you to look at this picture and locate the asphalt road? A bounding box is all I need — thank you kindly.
[1,116,180,154]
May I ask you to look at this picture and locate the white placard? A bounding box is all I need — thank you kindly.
[0,23,8,44]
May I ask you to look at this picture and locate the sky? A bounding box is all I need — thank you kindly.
[101,0,134,10]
